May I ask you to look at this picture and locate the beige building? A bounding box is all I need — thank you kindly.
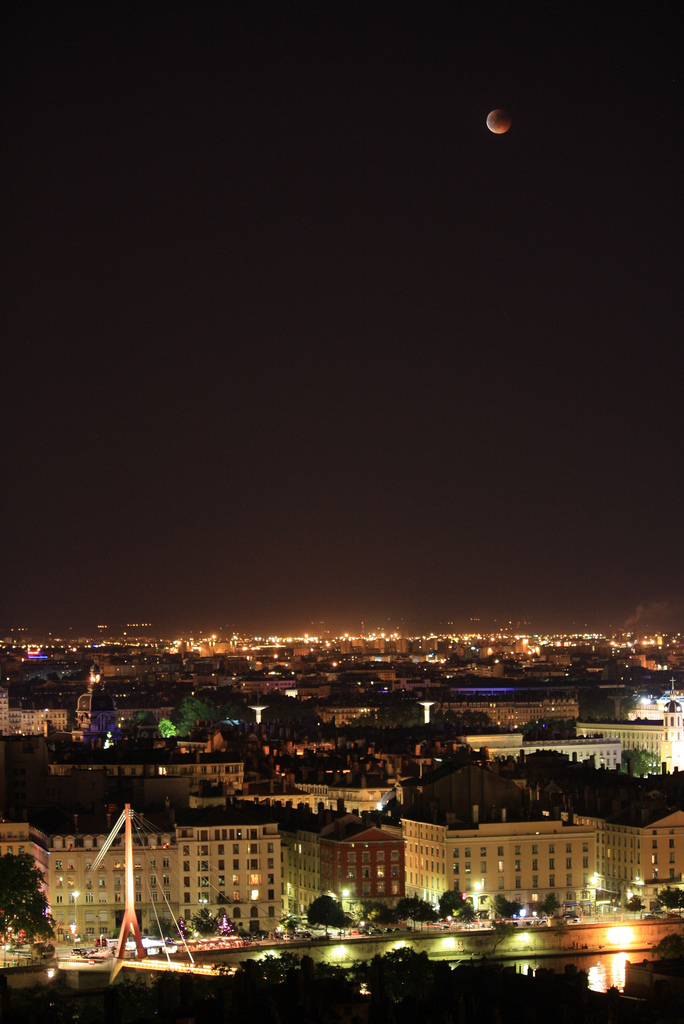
[5,705,69,735]
[442,695,579,728]
[175,808,282,934]
[48,815,177,944]
[402,816,597,914]
[0,691,10,735]
[577,808,684,908]
[280,822,321,918]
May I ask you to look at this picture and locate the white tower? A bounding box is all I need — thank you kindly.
[419,701,434,725]
[249,704,267,725]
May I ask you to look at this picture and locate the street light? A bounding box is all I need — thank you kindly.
[70,891,80,943]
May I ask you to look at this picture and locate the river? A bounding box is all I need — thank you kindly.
[501,950,653,992]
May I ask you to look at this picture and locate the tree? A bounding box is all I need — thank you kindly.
[458,900,477,924]
[190,907,218,936]
[492,895,523,919]
[412,900,439,929]
[554,918,568,949]
[158,718,177,738]
[257,951,301,985]
[307,895,347,934]
[439,889,466,918]
[171,695,220,735]
[654,933,684,958]
[395,896,422,927]
[620,748,661,777]
[490,921,516,953]
[656,886,684,911]
[395,896,436,929]
[358,900,397,926]
[541,893,561,917]
[217,910,235,936]
[626,895,644,915]
[280,914,298,936]
[0,852,53,943]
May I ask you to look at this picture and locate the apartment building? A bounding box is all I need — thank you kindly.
[442,695,579,728]
[47,813,177,943]
[0,734,50,818]
[320,817,404,914]
[402,815,597,914]
[174,806,282,934]
[0,691,9,735]
[280,822,321,917]
[49,751,244,799]
[6,706,70,735]
[577,808,684,908]
[297,774,392,815]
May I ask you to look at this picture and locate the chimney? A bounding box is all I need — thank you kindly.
[501,807,507,823]
[472,804,479,825]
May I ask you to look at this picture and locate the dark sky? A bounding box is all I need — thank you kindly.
[2,2,682,637]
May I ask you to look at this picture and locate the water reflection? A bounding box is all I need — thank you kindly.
[512,951,649,992]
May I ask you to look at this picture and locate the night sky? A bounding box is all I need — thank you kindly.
[2,3,682,637]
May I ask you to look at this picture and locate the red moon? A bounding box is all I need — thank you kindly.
[487,109,511,134]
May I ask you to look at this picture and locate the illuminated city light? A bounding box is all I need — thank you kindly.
[607,927,634,946]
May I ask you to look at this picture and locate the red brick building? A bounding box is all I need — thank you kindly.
[319,818,404,912]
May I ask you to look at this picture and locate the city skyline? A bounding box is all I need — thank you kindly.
[2,4,682,637]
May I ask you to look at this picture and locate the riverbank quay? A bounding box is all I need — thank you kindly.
[181,917,684,970]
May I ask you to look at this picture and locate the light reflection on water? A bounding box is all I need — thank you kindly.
[511,952,651,992]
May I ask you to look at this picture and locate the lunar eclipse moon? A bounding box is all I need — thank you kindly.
[487,109,511,133]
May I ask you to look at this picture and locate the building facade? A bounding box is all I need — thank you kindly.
[280,823,321,918]
[402,816,597,914]
[48,817,177,944]
[320,818,404,915]
[174,807,282,934]
[577,698,684,772]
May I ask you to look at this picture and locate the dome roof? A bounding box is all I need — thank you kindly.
[666,699,681,714]
[77,689,116,713]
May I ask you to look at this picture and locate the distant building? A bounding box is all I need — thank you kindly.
[73,669,120,745]
[0,690,8,734]
[442,694,579,728]
[460,732,621,769]
[577,697,684,772]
